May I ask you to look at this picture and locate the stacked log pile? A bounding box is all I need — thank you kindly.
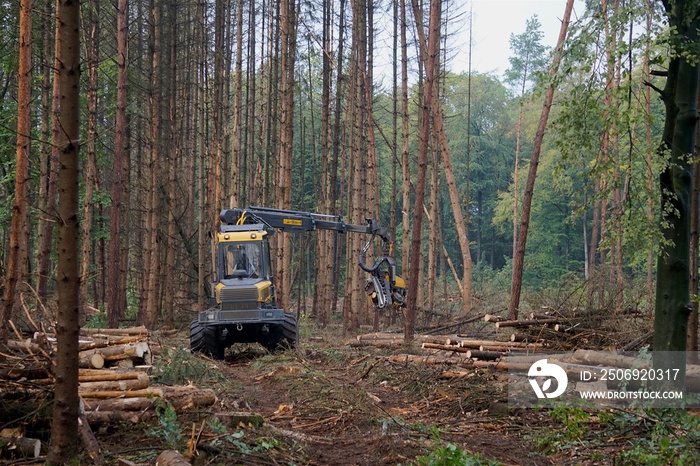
[2,326,216,428]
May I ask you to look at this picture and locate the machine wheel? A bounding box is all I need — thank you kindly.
[264,313,298,352]
[280,312,299,348]
[190,319,226,359]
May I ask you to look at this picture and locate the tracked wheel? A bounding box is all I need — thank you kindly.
[190,319,226,359]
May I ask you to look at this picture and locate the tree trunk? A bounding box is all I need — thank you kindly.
[653,1,700,363]
[1,0,32,344]
[508,0,574,319]
[35,0,55,303]
[81,0,100,323]
[48,0,81,459]
[106,0,127,325]
[275,0,297,312]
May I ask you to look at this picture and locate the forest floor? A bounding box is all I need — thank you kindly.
[88,311,700,466]
[5,309,700,465]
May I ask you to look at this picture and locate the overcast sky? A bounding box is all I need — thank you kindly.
[454,0,587,78]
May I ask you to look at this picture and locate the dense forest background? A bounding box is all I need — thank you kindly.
[0,0,677,332]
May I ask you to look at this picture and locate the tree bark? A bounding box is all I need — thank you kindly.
[653,1,700,364]
[48,0,81,459]
[1,0,32,344]
[509,0,574,319]
[80,0,100,323]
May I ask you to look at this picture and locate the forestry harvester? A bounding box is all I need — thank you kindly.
[190,206,406,358]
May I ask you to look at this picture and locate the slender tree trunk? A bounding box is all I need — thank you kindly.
[229,0,243,208]
[48,0,81,457]
[80,0,100,322]
[509,0,574,319]
[35,0,54,302]
[142,0,163,328]
[275,0,297,312]
[404,0,442,341]
[412,0,472,314]
[400,0,411,278]
[108,0,128,327]
[1,0,32,344]
[645,0,654,314]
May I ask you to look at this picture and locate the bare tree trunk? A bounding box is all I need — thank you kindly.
[108,0,128,327]
[275,0,297,312]
[48,0,81,457]
[141,0,163,329]
[509,0,574,319]
[80,0,100,323]
[229,0,244,209]
[35,0,54,302]
[1,0,32,344]
[313,0,334,326]
[645,0,654,315]
[400,0,410,279]
[404,0,442,341]
[412,0,472,314]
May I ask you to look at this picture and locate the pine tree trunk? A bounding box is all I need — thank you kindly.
[275,0,297,312]
[107,0,128,327]
[1,0,32,344]
[48,0,81,457]
[35,0,54,302]
[81,0,100,322]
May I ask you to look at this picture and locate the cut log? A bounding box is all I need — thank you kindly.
[495,318,560,328]
[81,326,149,336]
[388,354,468,365]
[422,342,471,353]
[155,450,191,466]
[479,345,532,353]
[0,437,41,459]
[80,388,164,399]
[162,386,217,411]
[79,353,105,369]
[78,335,147,352]
[79,372,150,393]
[509,333,545,344]
[84,410,155,426]
[83,397,157,412]
[455,338,535,349]
[79,342,150,363]
[465,350,503,361]
[79,371,140,383]
[356,332,403,341]
[483,314,504,323]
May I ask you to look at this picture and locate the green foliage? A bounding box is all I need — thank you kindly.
[532,406,591,454]
[84,310,107,328]
[414,443,501,466]
[532,405,700,464]
[505,15,549,93]
[149,399,183,449]
[615,409,700,465]
[154,346,220,386]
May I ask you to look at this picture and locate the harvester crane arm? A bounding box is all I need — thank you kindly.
[220,206,389,241]
[220,206,405,310]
